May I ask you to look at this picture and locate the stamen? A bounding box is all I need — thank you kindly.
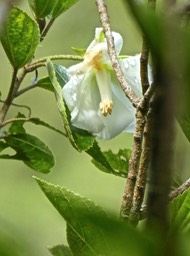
[99,100,113,116]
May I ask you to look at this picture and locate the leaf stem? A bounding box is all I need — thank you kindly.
[1,117,67,137]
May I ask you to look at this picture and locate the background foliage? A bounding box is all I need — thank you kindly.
[0,0,190,255]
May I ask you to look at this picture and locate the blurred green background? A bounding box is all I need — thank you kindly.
[0,0,190,255]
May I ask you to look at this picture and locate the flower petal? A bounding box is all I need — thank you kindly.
[86,27,123,60]
[62,69,135,140]
[94,74,138,139]
[120,54,153,96]
[63,71,104,134]
[95,69,113,116]
[62,29,153,140]
[112,31,123,55]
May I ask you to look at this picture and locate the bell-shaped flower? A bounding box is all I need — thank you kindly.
[62,28,149,140]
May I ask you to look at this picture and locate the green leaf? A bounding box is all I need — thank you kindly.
[176,38,190,143]
[54,64,70,87]
[0,7,40,69]
[29,0,79,19]
[35,177,111,256]
[71,126,95,151]
[46,59,94,151]
[53,64,95,151]
[0,141,9,153]
[28,0,57,18]
[175,29,190,143]
[170,187,190,233]
[36,65,69,92]
[0,154,15,160]
[171,174,183,190]
[103,148,131,177]
[125,1,163,61]
[71,47,86,57]
[87,141,115,174]
[51,0,79,19]
[177,116,190,143]
[0,226,31,256]
[47,59,77,148]
[49,245,73,256]
[35,178,155,256]
[126,1,190,144]
[84,215,156,256]
[36,76,54,92]
[9,112,26,134]
[5,133,54,173]
[87,142,129,178]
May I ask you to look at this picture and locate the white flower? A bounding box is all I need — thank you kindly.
[62,28,149,140]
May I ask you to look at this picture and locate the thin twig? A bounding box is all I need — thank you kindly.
[119,0,156,222]
[0,13,55,128]
[0,65,28,127]
[31,55,83,65]
[120,108,146,219]
[95,1,152,220]
[1,117,31,127]
[40,18,55,42]
[140,178,190,219]
[26,55,83,73]
[120,83,156,220]
[16,55,84,97]
[13,67,27,94]
[95,0,140,108]
[25,62,46,72]
[0,68,18,125]
[134,7,156,218]
[0,99,32,116]
[129,103,153,225]
[169,178,190,200]
[140,82,156,108]
[140,0,156,95]
[140,36,150,94]
[15,83,38,97]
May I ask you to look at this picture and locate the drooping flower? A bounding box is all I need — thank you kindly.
[62,28,151,140]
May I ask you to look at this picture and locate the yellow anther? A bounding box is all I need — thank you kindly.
[99,100,113,116]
